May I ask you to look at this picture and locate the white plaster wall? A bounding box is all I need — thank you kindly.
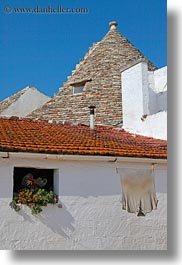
[122,62,167,140]
[0,156,167,250]
[148,67,167,114]
[123,111,167,140]
[122,62,146,124]
[1,87,51,117]
[154,66,167,93]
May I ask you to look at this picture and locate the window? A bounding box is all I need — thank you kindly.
[72,85,84,95]
[71,78,92,95]
[11,167,60,214]
[13,167,54,193]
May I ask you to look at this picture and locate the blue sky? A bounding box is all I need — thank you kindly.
[0,0,167,101]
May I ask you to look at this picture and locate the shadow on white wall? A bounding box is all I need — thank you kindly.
[17,204,75,238]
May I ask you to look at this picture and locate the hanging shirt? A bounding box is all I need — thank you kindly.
[118,168,158,216]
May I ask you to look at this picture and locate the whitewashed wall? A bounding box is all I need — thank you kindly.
[0,155,167,250]
[122,62,167,140]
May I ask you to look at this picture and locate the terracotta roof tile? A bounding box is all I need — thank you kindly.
[0,118,167,159]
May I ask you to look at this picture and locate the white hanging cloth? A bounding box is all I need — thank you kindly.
[118,167,158,216]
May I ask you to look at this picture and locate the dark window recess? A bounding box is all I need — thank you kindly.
[13,167,54,193]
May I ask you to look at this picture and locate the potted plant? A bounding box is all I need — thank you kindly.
[10,173,58,214]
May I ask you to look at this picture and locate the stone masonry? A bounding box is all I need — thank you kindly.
[28,22,156,127]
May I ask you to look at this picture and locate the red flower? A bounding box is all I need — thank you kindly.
[27,177,36,188]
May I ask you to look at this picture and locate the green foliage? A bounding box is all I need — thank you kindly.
[10,188,58,215]
[31,204,42,215]
[9,199,21,212]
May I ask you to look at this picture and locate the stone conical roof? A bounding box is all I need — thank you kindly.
[0,86,51,118]
[0,86,32,114]
[28,22,156,126]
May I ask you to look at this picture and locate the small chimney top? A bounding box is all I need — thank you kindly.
[88,105,96,115]
[109,21,118,30]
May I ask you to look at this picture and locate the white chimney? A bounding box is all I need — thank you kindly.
[88,106,96,129]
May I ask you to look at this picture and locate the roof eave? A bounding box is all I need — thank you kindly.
[0,151,167,165]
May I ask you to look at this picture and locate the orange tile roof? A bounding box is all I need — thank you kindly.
[0,117,167,159]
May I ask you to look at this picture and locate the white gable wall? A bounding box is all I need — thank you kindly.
[0,154,167,250]
[1,87,51,117]
[122,62,167,140]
